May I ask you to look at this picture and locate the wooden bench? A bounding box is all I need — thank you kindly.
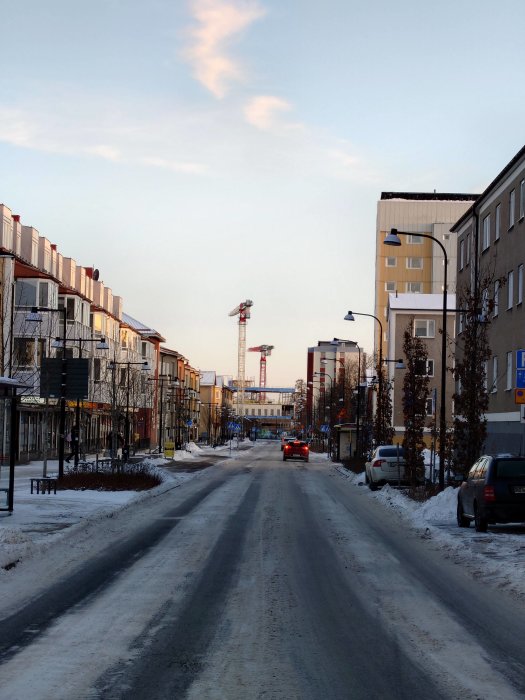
[30,477,57,495]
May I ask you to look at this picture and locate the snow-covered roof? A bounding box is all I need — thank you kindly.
[199,371,216,386]
[122,312,165,342]
[388,293,456,312]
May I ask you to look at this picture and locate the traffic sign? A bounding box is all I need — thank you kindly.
[517,350,525,369]
[517,369,525,390]
[515,389,525,404]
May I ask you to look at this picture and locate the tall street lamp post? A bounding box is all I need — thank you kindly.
[345,311,384,445]
[26,306,67,478]
[384,228,448,491]
[314,370,333,452]
[148,374,171,453]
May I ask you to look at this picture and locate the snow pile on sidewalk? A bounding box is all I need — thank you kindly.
[335,465,525,599]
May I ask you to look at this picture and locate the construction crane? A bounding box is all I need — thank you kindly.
[248,345,274,403]
[229,299,254,414]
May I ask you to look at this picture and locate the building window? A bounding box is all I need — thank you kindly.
[519,265,524,305]
[483,361,488,390]
[415,359,434,376]
[466,233,471,265]
[509,189,515,228]
[407,234,423,244]
[494,280,499,317]
[482,214,490,251]
[13,338,34,369]
[521,180,525,219]
[406,281,422,293]
[385,281,396,292]
[413,319,435,338]
[425,397,434,416]
[495,203,501,240]
[93,357,101,382]
[459,239,464,270]
[491,356,498,394]
[482,287,489,319]
[508,270,514,309]
[270,409,274,415]
[407,257,423,269]
[385,257,397,267]
[506,352,512,390]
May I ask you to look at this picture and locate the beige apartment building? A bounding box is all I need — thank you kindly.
[375,192,477,358]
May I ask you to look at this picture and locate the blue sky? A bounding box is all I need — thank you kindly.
[0,0,524,386]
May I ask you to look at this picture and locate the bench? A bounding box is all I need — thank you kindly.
[30,477,57,495]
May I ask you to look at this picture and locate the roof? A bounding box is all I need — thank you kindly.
[381,192,478,202]
[388,293,456,312]
[451,144,525,232]
[122,313,165,342]
[199,371,216,386]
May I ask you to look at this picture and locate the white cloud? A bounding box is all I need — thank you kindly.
[183,0,265,98]
[141,156,208,175]
[84,145,121,162]
[243,95,293,131]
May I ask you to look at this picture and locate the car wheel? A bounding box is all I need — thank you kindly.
[474,503,488,533]
[282,455,286,461]
[457,501,470,528]
[365,471,369,485]
[368,479,378,491]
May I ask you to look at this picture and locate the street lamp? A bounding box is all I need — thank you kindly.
[26,306,67,478]
[384,227,448,491]
[345,310,384,445]
[147,374,172,454]
[108,360,151,461]
[52,336,109,466]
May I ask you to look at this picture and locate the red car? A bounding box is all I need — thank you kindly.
[283,440,309,462]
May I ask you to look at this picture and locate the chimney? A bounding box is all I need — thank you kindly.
[12,215,20,222]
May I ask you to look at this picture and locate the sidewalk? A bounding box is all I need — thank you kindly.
[0,442,244,570]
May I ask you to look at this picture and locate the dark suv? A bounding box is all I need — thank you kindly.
[457,455,525,532]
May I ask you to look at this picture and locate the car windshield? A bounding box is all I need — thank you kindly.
[494,459,525,478]
[378,447,405,458]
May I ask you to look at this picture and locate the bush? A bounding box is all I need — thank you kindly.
[59,463,163,491]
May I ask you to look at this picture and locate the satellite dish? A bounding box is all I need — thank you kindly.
[93,269,100,281]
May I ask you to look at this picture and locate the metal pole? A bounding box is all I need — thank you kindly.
[158,378,164,453]
[7,390,17,512]
[58,307,67,479]
[125,363,130,462]
[355,345,361,457]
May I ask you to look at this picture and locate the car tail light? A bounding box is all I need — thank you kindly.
[372,459,385,468]
[302,446,309,452]
[483,485,496,502]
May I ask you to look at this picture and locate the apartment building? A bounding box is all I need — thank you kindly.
[453,145,525,454]
[375,192,477,357]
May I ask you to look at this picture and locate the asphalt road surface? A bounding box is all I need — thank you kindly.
[0,442,524,699]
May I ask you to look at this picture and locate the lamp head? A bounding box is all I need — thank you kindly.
[384,228,402,246]
[26,307,43,323]
[344,311,355,321]
[51,337,64,349]
[96,337,110,350]
[395,359,406,370]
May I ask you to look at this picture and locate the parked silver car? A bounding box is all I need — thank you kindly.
[365,445,406,490]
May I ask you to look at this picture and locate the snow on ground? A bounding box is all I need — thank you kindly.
[0,442,243,571]
[334,464,525,600]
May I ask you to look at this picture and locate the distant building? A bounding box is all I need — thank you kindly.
[375,192,477,357]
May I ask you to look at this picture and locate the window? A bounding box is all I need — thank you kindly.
[15,279,37,307]
[494,280,499,317]
[506,352,512,390]
[141,341,148,359]
[466,233,471,265]
[38,282,49,307]
[385,281,396,292]
[413,319,435,338]
[491,356,498,394]
[483,361,488,390]
[13,338,34,368]
[519,265,524,305]
[482,214,490,251]
[415,359,434,376]
[459,239,464,270]
[482,287,489,319]
[495,203,501,240]
[406,281,422,293]
[508,270,514,309]
[119,368,126,387]
[66,297,75,321]
[407,257,423,269]
[425,397,434,416]
[509,189,515,228]
[93,357,101,382]
[521,180,525,219]
[407,234,423,244]
[385,257,397,267]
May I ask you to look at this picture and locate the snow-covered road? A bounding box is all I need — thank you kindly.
[0,442,524,699]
